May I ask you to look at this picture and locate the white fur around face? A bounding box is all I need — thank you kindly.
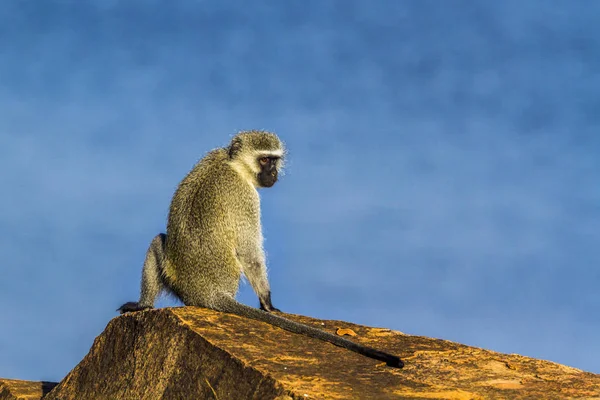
[230,156,258,187]
[229,149,284,188]
[246,150,283,172]
[261,149,284,158]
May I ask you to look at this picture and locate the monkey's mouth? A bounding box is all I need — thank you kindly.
[258,171,278,187]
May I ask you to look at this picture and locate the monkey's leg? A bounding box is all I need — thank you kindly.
[118,233,167,314]
[237,250,280,312]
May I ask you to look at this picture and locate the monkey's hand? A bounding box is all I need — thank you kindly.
[259,292,281,312]
[260,303,281,312]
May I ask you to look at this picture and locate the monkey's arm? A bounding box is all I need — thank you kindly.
[214,294,403,368]
[237,239,280,312]
[118,233,167,313]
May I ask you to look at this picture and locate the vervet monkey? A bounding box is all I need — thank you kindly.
[119,130,403,368]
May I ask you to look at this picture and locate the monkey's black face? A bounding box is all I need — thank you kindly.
[257,156,279,187]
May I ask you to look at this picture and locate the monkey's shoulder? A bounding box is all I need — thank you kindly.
[179,152,254,206]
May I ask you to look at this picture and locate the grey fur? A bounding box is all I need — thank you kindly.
[139,233,167,308]
[118,233,166,313]
[119,130,403,368]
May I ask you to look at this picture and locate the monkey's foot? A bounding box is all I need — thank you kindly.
[117,302,153,314]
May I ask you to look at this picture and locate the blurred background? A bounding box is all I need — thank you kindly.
[0,1,598,382]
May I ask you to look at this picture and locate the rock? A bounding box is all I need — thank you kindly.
[0,379,56,400]
[12,307,600,399]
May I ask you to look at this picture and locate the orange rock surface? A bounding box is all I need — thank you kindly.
[0,379,56,400]
[5,307,600,399]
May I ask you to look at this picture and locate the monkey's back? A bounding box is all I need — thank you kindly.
[163,149,260,305]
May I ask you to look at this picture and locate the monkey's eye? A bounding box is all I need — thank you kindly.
[259,157,270,166]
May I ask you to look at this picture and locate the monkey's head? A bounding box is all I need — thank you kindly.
[228,130,286,188]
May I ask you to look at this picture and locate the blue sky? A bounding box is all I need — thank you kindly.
[1,1,599,382]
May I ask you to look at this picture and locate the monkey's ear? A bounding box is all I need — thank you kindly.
[228,137,243,159]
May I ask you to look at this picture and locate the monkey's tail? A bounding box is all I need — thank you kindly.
[217,296,404,368]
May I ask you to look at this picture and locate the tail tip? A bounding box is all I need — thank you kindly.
[387,356,404,368]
